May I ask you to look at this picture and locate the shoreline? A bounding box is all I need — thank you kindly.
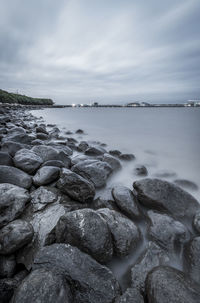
[0,106,200,302]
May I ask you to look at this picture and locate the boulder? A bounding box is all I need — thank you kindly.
[41,160,66,168]
[101,154,121,171]
[0,183,30,228]
[11,268,72,303]
[36,126,48,134]
[119,153,135,161]
[146,266,200,303]
[93,188,118,210]
[85,146,106,156]
[77,141,89,152]
[109,150,121,157]
[0,166,32,189]
[72,159,112,188]
[193,211,200,233]
[133,165,148,176]
[36,132,49,140]
[30,186,58,212]
[112,186,141,219]
[133,178,200,221]
[184,237,200,284]
[115,288,144,303]
[0,219,34,254]
[75,129,84,134]
[0,152,13,166]
[131,241,170,293]
[0,277,19,303]
[33,166,60,186]
[2,132,35,145]
[33,243,121,303]
[147,210,189,253]
[1,141,30,157]
[55,209,113,263]
[32,145,71,165]
[0,255,16,278]
[13,149,43,174]
[98,209,141,257]
[57,168,95,203]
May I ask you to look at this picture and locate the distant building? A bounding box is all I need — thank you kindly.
[127,102,140,107]
[93,102,99,107]
[141,102,150,106]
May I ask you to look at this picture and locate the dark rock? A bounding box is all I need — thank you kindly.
[146,266,200,303]
[93,188,118,210]
[147,210,188,253]
[115,288,144,303]
[98,209,141,257]
[109,150,121,157]
[71,154,90,166]
[0,152,13,166]
[30,186,58,212]
[33,243,121,303]
[11,268,72,303]
[36,132,49,140]
[33,166,60,186]
[72,159,112,188]
[77,141,89,152]
[174,179,199,191]
[57,168,95,203]
[0,127,7,134]
[75,129,84,134]
[1,141,30,157]
[112,186,141,219]
[32,145,71,165]
[131,241,170,293]
[193,211,200,233]
[85,146,106,156]
[0,277,18,303]
[0,183,30,228]
[31,138,44,145]
[0,255,16,278]
[0,219,34,254]
[42,160,66,168]
[55,209,113,263]
[133,165,148,176]
[119,153,135,161]
[13,149,43,174]
[7,127,26,135]
[184,237,200,284]
[133,178,200,221]
[2,132,35,145]
[154,169,177,178]
[101,154,121,171]
[0,166,32,189]
[36,126,48,134]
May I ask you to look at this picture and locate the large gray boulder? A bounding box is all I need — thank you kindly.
[147,210,189,253]
[133,178,200,220]
[0,152,13,166]
[13,149,43,174]
[72,159,112,188]
[0,255,16,278]
[101,154,121,171]
[146,266,200,303]
[11,268,72,303]
[2,132,35,145]
[98,209,141,257]
[0,220,34,254]
[30,186,58,212]
[93,187,118,210]
[33,243,121,303]
[85,146,106,156]
[112,186,141,219]
[57,168,95,203]
[1,141,30,157]
[32,145,71,166]
[55,209,113,263]
[131,241,170,293]
[0,166,32,189]
[184,237,200,284]
[33,166,60,186]
[0,184,30,228]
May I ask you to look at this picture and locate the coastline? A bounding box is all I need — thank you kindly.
[0,105,200,302]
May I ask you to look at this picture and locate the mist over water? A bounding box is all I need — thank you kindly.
[32,107,200,201]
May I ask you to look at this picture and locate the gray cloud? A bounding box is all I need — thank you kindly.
[0,0,200,104]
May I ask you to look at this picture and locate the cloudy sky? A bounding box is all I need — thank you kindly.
[0,0,200,104]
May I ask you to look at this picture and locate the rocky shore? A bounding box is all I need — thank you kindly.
[0,105,200,303]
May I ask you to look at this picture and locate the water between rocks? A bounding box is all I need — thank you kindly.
[31,107,200,290]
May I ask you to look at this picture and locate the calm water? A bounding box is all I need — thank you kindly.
[32,107,200,201]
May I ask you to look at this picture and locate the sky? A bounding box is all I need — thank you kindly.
[0,0,200,104]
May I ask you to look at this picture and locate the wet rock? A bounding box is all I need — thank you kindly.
[85,146,106,156]
[11,268,72,303]
[75,129,84,134]
[77,141,89,152]
[33,166,60,186]
[0,219,34,254]
[32,145,71,165]
[0,151,13,166]
[36,126,48,134]
[0,255,16,278]
[33,243,121,303]
[57,168,95,203]
[193,211,200,233]
[0,277,18,303]
[13,149,43,174]
[112,186,141,219]
[30,186,58,212]
[0,183,30,228]
[71,154,90,166]
[42,160,66,168]
[93,188,118,210]
[7,127,26,135]
[55,209,113,263]
[174,179,199,191]
[147,210,188,253]
[0,166,32,189]
[98,209,141,257]
[146,266,200,303]
[1,141,30,157]
[31,138,44,145]
[2,132,35,145]
[119,153,135,161]
[36,132,49,140]
[109,150,121,157]
[101,153,121,171]
[133,165,148,176]
[115,288,144,303]
[131,241,170,293]
[154,169,177,178]
[133,178,200,221]
[184,237,200,284]
[72,159,112,188]
[0,127,7,134]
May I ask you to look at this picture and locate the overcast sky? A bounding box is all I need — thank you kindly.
[0,0,200,104]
